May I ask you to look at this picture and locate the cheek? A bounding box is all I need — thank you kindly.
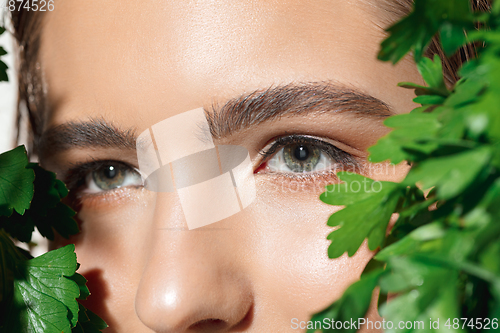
[247,179,374,317]
[56,177,376,330]
[57,190,157,331]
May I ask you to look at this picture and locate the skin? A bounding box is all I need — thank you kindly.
[38,0,424,331]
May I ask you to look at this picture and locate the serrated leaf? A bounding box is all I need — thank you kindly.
[322,173,402,258]
[67,273,90,301]
[404,147,491,199]
[315,2,500,332]
[378,8,434,64]
[369,112,441,164]
[1,242,108,332]
[6,245,80,332]
[378,0,472,64]
[0,146,35,216]
[72,304,108,333]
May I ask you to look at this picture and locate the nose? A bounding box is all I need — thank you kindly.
[135,203,253,332]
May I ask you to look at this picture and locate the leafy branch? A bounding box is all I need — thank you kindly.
[310,0,500,332]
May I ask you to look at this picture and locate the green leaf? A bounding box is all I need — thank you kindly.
[321,173,403,258]
[316,1,500,332]
[0,146,35,217]
[27,164,65,216]
[320,173,381,206]
[0,47,7,57]
[0,163,79,242]
[368,112,441,164]
[6,245,80,332]
[378,8,434,63]
[445,78,485,108]
[416,55,449,96]
[378,0,472,64]
[307,269,384,333]
[379,256,463,333]
[72,304,108,333]
[0,229,25,329]
[67,272,90,301]
[398,82,443,97]
[26,164,78,240]
[0,241,108,332]
[404,147,491,199]
[376,222,447,262]
[413,94,445,105]
[440,22,467,56]
[0,60,8,82]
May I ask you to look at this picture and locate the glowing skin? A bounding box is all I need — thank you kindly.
[39,0,424,332]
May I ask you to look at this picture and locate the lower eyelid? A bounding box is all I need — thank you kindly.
[255,170,342,193]
[74,185,146,210]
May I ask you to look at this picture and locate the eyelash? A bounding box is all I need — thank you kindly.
[62,135,358,198]
[257,134,359,171]
[64,160,141,194]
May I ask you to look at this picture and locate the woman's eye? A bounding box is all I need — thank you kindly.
[257,135,358,174]
[273,144,324,172]
[86,163,143,193]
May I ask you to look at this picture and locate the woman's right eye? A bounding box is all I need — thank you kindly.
[256,134,359,175]
[78,162,144,193]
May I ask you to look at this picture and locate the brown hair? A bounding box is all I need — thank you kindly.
[10,4,45,153]
[8,0,492,154]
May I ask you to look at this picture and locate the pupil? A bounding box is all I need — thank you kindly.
[294,145,309,161]
[104,166,117,179]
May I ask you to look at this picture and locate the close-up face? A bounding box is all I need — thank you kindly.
[35,0,423,331]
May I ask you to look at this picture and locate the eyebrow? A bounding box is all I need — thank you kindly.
[206,82,391,138]
[38,82,391,157]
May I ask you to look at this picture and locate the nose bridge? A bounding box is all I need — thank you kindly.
[134,204,253,332]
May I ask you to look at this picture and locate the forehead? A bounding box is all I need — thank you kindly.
[40,0,414,131]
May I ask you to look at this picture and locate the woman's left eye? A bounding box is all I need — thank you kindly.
[257,135,357,174]
[84,162,143,193]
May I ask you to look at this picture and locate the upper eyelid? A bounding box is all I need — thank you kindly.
[258,134,356,164]
[64,160,140,191]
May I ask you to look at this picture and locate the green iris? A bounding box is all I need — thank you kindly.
[283,144,321,172]
[93,164,127,190]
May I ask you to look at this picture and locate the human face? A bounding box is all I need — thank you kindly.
[39,0,422,332]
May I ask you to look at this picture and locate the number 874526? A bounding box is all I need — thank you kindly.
[445,318,499,330]
[5,0,54,12]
